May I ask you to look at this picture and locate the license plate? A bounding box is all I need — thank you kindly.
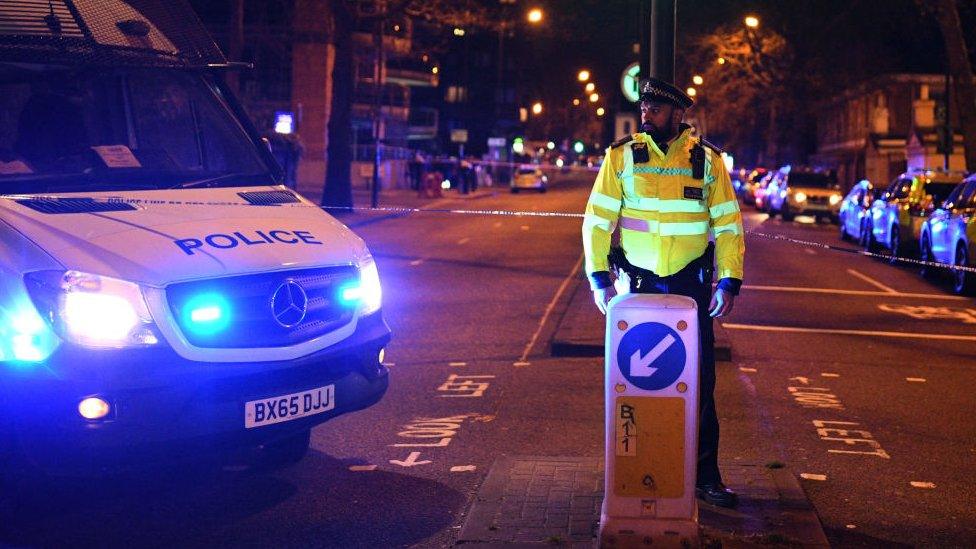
[244,385,335,429]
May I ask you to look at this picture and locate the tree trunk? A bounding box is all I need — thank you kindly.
[323,0,354,208]
[933,0,976,171]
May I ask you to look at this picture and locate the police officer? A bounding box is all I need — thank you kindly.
[582,77,745,508]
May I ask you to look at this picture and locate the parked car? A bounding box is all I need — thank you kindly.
[511,165,548,193]
[866,169,965,261]
[738,168,768,206]
[919,176,976,294]
[838,179,880,243]
[765,166,842,222]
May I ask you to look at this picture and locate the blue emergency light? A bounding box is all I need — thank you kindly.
[274,111,295,135]
[183,293,231,335]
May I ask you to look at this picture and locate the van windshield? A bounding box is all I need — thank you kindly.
[0,64,274,193]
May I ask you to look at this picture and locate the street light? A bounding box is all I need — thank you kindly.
[578,70,590,82]
[585,82,595,93]
[527,8,543,24]
[692,75,704,85]
[532,101,543,115]
[744,15,759,28]
[572,98,581,106]
[596,107,606,117]
[589,92,599,102]
[717,57,726,65]
[686,87,697,97]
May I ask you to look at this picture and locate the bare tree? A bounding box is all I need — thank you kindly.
[927,0,976,171]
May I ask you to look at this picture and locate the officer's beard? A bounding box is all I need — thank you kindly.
[641,122,674,144]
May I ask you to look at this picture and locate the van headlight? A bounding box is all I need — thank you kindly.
[340,257,383,315]
[24,271,160,348]
[829,193,842,206]
[793,191,807,203]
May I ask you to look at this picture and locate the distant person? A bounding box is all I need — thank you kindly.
[581,77,745,509]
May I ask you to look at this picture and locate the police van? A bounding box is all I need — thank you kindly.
[0,1,389,473]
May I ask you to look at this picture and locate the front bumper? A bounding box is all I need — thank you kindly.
[0,313,391,474]
[788,200,839,216]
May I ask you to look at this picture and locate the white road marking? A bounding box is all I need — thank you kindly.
[457,237,471,245]
[389,451,432,467]
[349,465,377,472]
[519,254,585,362]
[910,481,936,489]
[382,362,395,367]
[847,268,897,294]
[520,225,530,231]
[800,473,827,481]
[513,361,531,367]
[906,377,927,383]
[449,361,467,367]
[789,376,810,385]
[821,372,839,378]
[493,222,502,228]
[739,367,757,373]
[724,323,976,342]
[846,525,857,530]
[804,248,817,255]
[451,465,477,472]
[740,285,967,301]
[409,259,425,266]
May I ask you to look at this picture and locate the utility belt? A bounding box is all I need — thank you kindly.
[608,242,715,291]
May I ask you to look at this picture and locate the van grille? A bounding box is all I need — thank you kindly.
[166,266,359,349]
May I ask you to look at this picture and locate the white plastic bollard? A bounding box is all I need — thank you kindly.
[599,293,700,548]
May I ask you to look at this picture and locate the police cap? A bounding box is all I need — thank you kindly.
[639,77,694,109]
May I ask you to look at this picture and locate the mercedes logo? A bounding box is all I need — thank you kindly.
[270,279,308,328]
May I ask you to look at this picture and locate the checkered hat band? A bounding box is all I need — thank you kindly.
[641,85,684,105]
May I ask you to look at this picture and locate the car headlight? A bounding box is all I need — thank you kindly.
[794,191,807,202]
[24,270,160,348]
[340,257,383,315]
[829,194,842,206]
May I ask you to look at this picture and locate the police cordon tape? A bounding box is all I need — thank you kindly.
[2,193,974,275]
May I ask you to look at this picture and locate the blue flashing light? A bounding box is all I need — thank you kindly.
[340,284,362,305]
[183,294,231,336]
[2,305,59,364]
[274,111,295,135]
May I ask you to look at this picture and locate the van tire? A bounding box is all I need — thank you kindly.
[919,233,937,279]
[953,244,975,296]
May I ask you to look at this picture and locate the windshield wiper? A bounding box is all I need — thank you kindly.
[174,172,273,189]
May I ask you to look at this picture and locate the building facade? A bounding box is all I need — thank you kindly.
[812,74,965,191]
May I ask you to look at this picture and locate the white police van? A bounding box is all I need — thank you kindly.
[0,0,389,473]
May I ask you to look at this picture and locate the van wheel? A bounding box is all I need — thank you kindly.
[255,429,311,471]
[864,221,880,253]
[953,244,975,296]
[920,233,937,279]
[888,226,901,265]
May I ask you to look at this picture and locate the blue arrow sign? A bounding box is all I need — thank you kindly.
[617,322,686,391]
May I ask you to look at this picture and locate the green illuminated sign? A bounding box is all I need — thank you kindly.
[620,62,640,103]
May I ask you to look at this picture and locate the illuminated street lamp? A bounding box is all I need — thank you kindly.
[744,15,760,28]
[546,141,556,150]
[686,87,697,97]
[717,57,726,65]
[572,98,581,106]
[589,92,599,103]
[432,66,439,74]
[596,107,606,117]
[453,27,466,36]
[578,70,590,82]
[692,75,704,85]
[532,101,543,115]
[585,82,595,93]
[527,8,543,24]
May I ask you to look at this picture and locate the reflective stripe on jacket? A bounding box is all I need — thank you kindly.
[582,128,744,284]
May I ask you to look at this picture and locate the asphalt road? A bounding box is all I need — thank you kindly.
[1,172,974,548]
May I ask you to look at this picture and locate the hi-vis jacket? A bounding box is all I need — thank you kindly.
[582,127,744,289]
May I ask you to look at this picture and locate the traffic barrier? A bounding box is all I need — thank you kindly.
[599,293,700,548]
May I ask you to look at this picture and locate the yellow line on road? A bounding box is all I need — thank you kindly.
[723,323,976,342]
[519,254,584,363]
[740,285,969,301]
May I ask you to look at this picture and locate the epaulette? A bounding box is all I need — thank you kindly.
[610,135,634,149]
[698,137,724,156]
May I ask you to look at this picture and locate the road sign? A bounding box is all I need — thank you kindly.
[451,129,469,144]
[620,62,640,103]
[487,137,506,147]
[616,322,685,391]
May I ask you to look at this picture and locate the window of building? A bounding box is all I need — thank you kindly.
[445,86,468,103]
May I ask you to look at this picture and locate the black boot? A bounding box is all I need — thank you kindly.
[696,483,739,508]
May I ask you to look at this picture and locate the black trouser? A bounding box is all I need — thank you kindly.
[628,259,722,486]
